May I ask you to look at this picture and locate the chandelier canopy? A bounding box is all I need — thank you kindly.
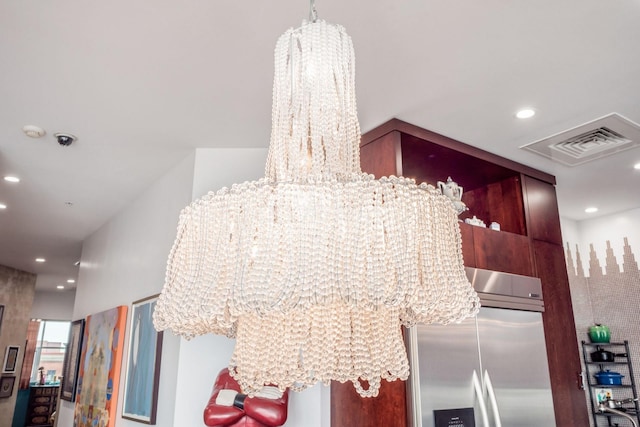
[153,19,479,398]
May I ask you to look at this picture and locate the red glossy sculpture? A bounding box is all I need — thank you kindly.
[204,368,289,427]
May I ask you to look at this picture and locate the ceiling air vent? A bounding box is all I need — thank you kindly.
[520,113,640,166]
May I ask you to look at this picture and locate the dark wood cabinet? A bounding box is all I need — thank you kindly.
[331,379,407,427]
[25,385,58,427]
[523,175,564,245]
[462,175,526,236]
[459,222,476,267]
[533,240,589,425]
[330,118,588,427]
[468,224,534,276]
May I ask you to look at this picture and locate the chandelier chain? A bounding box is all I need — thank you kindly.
[309,0,318,22]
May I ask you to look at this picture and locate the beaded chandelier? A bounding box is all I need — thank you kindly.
[153,18,479,398]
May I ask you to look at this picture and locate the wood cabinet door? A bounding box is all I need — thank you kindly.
[331,378,407,427]
[471,226,535,276]
[523,176,563,245]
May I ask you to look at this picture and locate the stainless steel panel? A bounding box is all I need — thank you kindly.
[413,318,486,427]
[465,267,543,300]
[476,307,556,426]
[478,293,544,312]
[510,280,543,300]
[407,306,556,427]
[466,267,512,297]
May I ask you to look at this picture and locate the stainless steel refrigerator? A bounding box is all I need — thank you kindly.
[406,267,557,427]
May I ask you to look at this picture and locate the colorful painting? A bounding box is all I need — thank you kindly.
[61,319,85,402]
[122,295,163,424]
[73,306,128,427]
[2,346,19,373]
[0,375,15,398]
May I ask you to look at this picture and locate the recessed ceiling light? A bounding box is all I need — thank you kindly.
[516,108,536,119]
[0,203,6,210]
[35,257,46,263]
[57,285,65,290]
[634,162,640,170]
[67,279,75,283]
[4,176,20,183]
[585,207,598,213]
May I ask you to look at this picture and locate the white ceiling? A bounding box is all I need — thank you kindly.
[1,0,639,292]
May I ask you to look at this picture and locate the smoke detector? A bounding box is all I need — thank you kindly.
[520,113,640,166]
[23,125,46,138]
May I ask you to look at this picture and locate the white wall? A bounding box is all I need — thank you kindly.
[58,148,329,427]
[31,290,75,320]
[192,148,269,200]
[56,152,196,427]
[562,207,640,276]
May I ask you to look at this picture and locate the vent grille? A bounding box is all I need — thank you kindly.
[521,113,640,166]
[550,127,631,159]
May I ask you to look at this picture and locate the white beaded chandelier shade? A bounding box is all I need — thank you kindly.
[153,19,479,398]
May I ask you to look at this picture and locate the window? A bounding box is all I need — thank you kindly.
[30,320,70,384]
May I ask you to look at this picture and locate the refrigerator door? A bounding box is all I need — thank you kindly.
[414,317,488,427]
[476,307,556,426]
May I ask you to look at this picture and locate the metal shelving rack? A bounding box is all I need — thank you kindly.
[582,340,640,427]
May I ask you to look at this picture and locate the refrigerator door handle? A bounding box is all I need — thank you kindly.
[483,370,503,427]
[472,370,490,427]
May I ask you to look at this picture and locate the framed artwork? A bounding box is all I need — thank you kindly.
[2,346,19,373]
[0,376,15,398]
[61,319,85,402]
[0,305,4,336]
[73,306,128,427]
[122,295,163,424]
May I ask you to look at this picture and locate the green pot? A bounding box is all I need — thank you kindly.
[589,324,611,343]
